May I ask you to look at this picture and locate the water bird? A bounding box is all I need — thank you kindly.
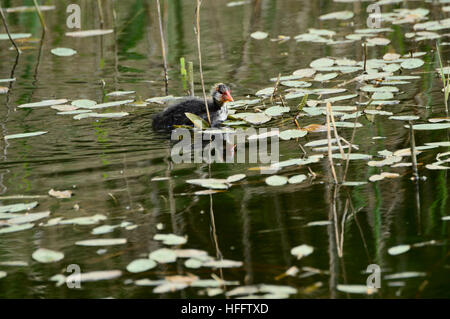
[152,83,234,131]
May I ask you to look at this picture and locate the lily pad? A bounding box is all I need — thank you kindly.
[18,99,68,108]
[251,31,268,40]
[71,99,97,108]
[319,11,354,20]
[154,233,187,246]
[401,58,424,69]
[126,259,157,273]
[288,174,307,184]
[149,248,177,263]
[310,58,334,69]
[279,129,307,140]
[265,175,288,186]
[5,131,47,140]
[51,48,77,57]
[75,238,127,246]
[32,248,64,263]
[290,244,314,259]
[388,245,411,256]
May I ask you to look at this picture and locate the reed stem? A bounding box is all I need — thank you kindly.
[0,6,21,55]
[156,0,169,96]
[32,0,47,32]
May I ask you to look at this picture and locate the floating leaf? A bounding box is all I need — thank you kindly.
[235,112,272,124]
[185,112,210,129]
[106,91,135,97]
[251,31,268,40]
[91,225,119,235]
[384,272,426,280]
[389,115,420,121]
[51,48,77,57]
[411,123,450,130]
[32,248,64,263]
[66,29,113,37]
[18,99,68,108]
[332,153,371,160]
[66,270,122,283]
[0,202,38,213]
[279,129,307,140]
[337,284,376,294]
[5,131,47,140]
[265,175,288,186]
[185,259,203,269]
[0,223,34,234]
[401,58,424,69]
[226,174,246,183]
[149,248,177,263]
[48,189,72,199]
[0,33,31,40]
[288,174,307,184]
[264,106,290,117]
[75,238,127,246]
[0,271,6,279]
[319,11,354,20]
[154,233,187,246]
[86,99,133,110]
[290,244,314,259]
[255,87,275,97]
[126,259,157,273]
[71,99,97,108]
[314,73,338,82]
[203,259,243,268]
[388,245,411,256]
[186,178,229,190]
[293,68,316,78]
[8,211,50,225]
[310,58,334,69]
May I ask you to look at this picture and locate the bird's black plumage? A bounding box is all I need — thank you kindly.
[152,83,232,131]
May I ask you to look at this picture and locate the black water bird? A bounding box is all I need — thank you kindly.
[152,83,234,131]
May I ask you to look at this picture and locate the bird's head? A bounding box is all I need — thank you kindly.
[211,83,233,106]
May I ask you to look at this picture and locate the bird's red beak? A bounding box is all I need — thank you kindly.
[222,90,234,103]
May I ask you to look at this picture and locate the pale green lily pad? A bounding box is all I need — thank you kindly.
[236,112,272,124]
[307,220,333,226]
[74,112,129,120]
[388,245,411,256]
[186,178,229,190]
[154,233,187,245]
[58,214,106,226]
[185,258,203,269]
[288,174,307,184]
[106,91,135,97]
[18,99,68,108]
[280,81,311,88]
[364,110,393,116]
[279,129,307,140]
[0,223,34,234]
[226,174,246,183]
[384,272,426,280]
[126,259,157,273]
[149,248,177,263]
[332,153,371,160]
[337,284,376,294]
[264,106,290,116]
[0,33,31,40]
[72,99,97,108]
[75,238,127,246]
[324,94,358,103]
[265,175,288,186]
[314,73,338,81]
[51,48,77,57]
[290,244,314,259]
[255,87,275,97]
[32,248,64,263]
[203,259,243,268]
[310,58,334,69]
[361,85,399,93]
[66,270,122,283]
[5,131,48,140]
[293,68,316,78]
[8,211,50,225]
[65,29,114,37]
[389,115,420,121]
[332,122,363,128]
[251,31,268,40]
[91,225,119,235]
[0,202,38,213]
[0,261,28,267]
[401,58,424,69]
[0,271,6,279]
[319,11,354,20]
[411,123,450,130]
[86,99,133,109]
[154,282,188,294]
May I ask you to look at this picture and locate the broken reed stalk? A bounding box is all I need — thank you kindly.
[32,0,47,31]
[180,57,188,93]
[328,102,346,160]
[271,73,281,104]
[326,102,338,184]
[188,61,194,96]
[409,121,419,181]
[156,0,169,96]
[436,42,450,114]
[363,42,367,72]
[97,0,105,28]
[0,6,21,54]
[195,0,211,125]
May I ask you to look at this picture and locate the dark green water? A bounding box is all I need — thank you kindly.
[0,0,449,298]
